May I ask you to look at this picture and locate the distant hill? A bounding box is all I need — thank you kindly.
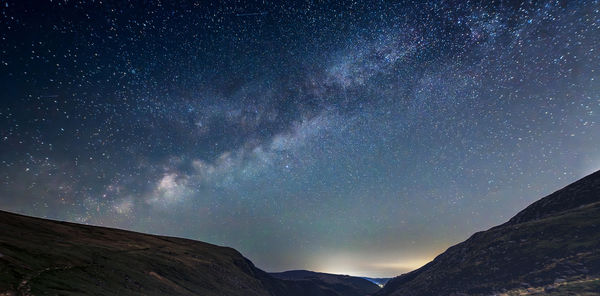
[0,210,362,296]
[375,170,600,296]
[361,277,391,287]
[270,270,381,296]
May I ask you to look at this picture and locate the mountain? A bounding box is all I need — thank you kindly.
[376,170,600,296]
[4,170,599,296]
[361,277,391,287]
[0,210,359,296]
[270,270,381,296]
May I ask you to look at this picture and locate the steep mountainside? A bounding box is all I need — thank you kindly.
[507,170,600,225]
[0,210,350,296]
[270,270,381,296]
[376,170,600,296]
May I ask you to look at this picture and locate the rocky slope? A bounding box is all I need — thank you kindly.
[270,270,381,296]
[376,170,600,296]
[0,210,356,296]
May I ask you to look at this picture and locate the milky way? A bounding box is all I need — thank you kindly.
[1,1,599,277]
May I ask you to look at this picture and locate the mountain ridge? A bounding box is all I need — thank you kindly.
[0,209,376,296]
[2,171,599,295]
[506,170,600,225]
[375,170,600,296]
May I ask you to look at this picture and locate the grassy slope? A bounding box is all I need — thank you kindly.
[377,171,600,296]
[502,277,600,295]
[378,202,600,296]
[0,210,277,296]
[0,210,381,296]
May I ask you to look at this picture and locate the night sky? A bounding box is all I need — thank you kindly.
[1,0,599,277]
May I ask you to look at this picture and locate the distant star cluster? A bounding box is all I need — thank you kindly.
[1,0,599,277]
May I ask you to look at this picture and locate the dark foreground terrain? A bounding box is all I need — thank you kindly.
[376,170,600,296]
[0,210,379,296]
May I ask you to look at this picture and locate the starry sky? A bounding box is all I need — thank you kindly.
[1,0,599,277]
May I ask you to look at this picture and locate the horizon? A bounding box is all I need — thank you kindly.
[1,0,599,278]
[3,169,594,278]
